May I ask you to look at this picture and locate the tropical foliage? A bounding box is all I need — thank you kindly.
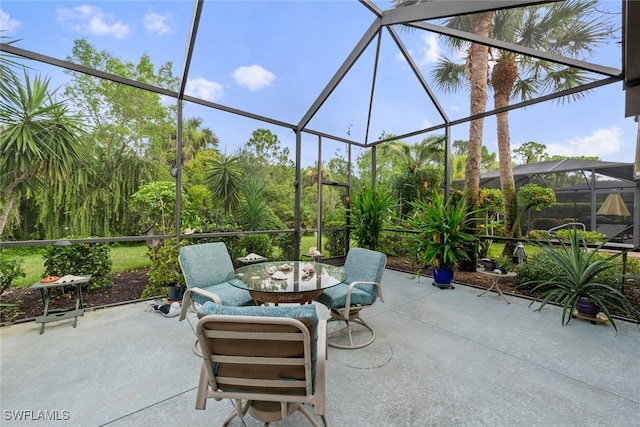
[0,65,86,236]
[350,184,396,250]
[522,231,639,332]
[409,190,482,270]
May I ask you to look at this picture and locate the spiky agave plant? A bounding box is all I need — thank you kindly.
[526,231,639,332]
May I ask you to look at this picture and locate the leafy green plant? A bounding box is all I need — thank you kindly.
[43,243,112,290]
[350,184,396,250]
[1,257,25,296]
[241,234,272,259]
[523,231,639,332]
[1,257,25,319]
[409,190,482,270]
[144,239,186,299]
[276,232,297,260]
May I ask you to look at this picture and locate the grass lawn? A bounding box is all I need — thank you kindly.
[10,237,324,289]
[9,245,150,289]
[8,237,538,289]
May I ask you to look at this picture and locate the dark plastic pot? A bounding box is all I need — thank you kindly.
[168,285,185,302]
[576,296,600,318]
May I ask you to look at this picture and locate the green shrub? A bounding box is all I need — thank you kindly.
[555,230,606,243]
[276,232,297,260]
[526,230,551,241]
[43,243,112,290]
[1,257,26,295]
[378,230,413,258]
[145,240,186,295]
[324,230,347,257]
[241,234,272,259]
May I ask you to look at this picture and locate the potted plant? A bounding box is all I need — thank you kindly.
[409,190,481,288]
[523,230,639,332]
[145,240,187,301]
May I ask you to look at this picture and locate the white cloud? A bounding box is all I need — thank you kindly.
[0,10,21,34]
[545,127,624,159]
[185,78,224,102]
[143,13,171,36]
[232,65,276,91]
[56,5,130,39]
[416,33,440,67]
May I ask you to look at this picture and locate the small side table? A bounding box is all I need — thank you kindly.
[476,269,516,304]
[30,275,91,334]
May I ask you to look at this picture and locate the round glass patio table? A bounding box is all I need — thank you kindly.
[228,261,346,305]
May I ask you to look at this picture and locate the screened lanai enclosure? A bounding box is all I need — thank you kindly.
[1,0,639,256]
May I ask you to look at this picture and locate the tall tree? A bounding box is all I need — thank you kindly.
[0,66,86,236]
[488,1,611,239]
[392,2,492,211]
[175,117,218,166]
[429,1,611,243]
[513,141,549,164]
[52,39,179,237]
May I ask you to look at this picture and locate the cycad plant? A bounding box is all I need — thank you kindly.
[525,231,639,332]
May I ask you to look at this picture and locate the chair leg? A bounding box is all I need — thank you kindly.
[220,400,250,427]
[297,404,327,427]
[192,337,202,357]
[326,315,376,349]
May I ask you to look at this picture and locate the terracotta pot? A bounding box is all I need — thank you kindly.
[576,296,600,318]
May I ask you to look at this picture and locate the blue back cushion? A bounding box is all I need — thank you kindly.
[344,247,386,298]
[179,242,234,289]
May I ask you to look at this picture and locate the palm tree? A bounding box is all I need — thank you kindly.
[423,9,494,209]
[0,67,86,236]
[430,1,611,243]
[488,1,611,240]
[181,117,218,165]
[204,154,244,215]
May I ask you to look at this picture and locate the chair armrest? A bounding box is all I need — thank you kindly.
[179,287,223,321]
[344,280,385,310]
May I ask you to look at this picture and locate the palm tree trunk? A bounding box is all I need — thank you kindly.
[464,11,493,209]
[461,11,493,272]
[492,56,520,254]
[0,196,15,236]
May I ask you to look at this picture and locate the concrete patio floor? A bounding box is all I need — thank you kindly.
[1,268,639,426]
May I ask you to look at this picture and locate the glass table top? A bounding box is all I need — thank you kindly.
[228,261,345,294]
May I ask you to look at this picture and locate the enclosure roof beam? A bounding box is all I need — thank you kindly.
[297,19,381,133]
[379,0,560,26]
[409,22,621,77]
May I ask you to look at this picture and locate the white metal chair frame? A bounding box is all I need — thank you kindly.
[325,280,384,349]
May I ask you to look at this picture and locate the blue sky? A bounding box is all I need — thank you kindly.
[1,0,637,168]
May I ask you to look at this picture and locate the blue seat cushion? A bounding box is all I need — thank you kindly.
[198,302,319,391]
[315,282,376,309]
[191,280,254,307]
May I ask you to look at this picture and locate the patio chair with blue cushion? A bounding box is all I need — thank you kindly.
[195,302,328,427]
[316,247,386,349]
[178,242,254,354]
[178,242,254,320]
